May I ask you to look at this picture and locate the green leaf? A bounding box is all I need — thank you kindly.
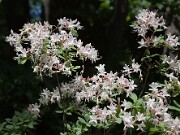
[173,100,180,108]
[78,117,86,124]
[136,98,143,106]
[5,125,13,129]
[130,93,138,103]
[150,127,158,132]
[56,110,63,114]
[145,49,150,56]
[168,106,180,112]
[66,112,72,115]
[76,130,81,135]
[12,117,18,123]
[27,123,34,129]
[71,29,78,37]
[18,58,27,64]
[100,0,110,9]
[155,29,163,32]
[115,118,122,124]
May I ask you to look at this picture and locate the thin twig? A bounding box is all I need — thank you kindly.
[56,73,67,133]
[139,65,150,97]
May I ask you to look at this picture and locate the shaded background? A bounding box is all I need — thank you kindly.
[0,0,179,134]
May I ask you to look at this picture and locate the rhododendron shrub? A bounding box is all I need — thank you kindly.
[3,9,180,135]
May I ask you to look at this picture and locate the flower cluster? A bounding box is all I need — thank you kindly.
[89,104,117,124]
[133,9,166,37]
[132,9,180,49]
[123,59,142,79]
[8,10,180,135]
[162,55,180,78]
[144,83,180,134]
[6,18,99,76]
[74,64,137,104]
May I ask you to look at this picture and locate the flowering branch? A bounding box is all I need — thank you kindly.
[5,9,180,135]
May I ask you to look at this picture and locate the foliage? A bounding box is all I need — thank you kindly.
[0,111,38,135]
[3,9,180,135]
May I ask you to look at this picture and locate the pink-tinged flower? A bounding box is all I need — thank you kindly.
[134,9,166,37]
[117,75,130,91]
[6,18,99,77]
[57,17,83,30]
[89,105,116,124]
[77,43,99,62]
[165,33,180,48]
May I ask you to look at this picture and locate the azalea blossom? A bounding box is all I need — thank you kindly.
[28,103,40,116]
[165,33,180,48]
[6,18,99,76]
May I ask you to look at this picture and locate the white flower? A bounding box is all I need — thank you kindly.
[39,88,51,105]
[136,112,146,122]
[152,36,162,46]
[28,103,40,116]
[63,66,72,75]
[126,80,137,97]
[50,88,60,103]
[134,9,166,37]
[6,18,99,77]
[149,82,162,91]
[138,39,146,48]
[58,17,83,30]
[89,114,98,124]
[121,99,132,111]
[123,64,131,75]
[163,113,172,123]
[146,98,156,110]
[165,72,178,81]
[50,33,61,43]
[131,59,141,73]
[136,121,146,131]
[121,112,134,130]
[107,103,117,115]
[96,64,105,74]
[6,30,21,46]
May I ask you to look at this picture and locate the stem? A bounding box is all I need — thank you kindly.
[56,73,67,133]
[123,129,127,135]
[88,127,91,135]
[139,65,150,97]
[129,128,133,135]
[56,73,62,97]
[105,123,115,134]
